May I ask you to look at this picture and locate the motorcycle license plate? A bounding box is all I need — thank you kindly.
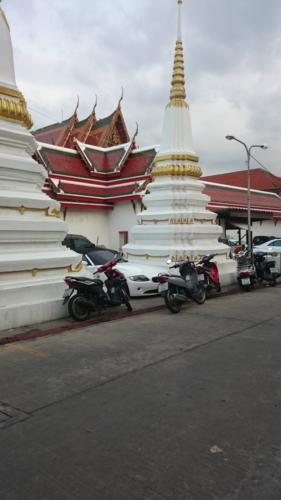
[241,278,251,285]
[198,274,205,281]
[158,282,168,293]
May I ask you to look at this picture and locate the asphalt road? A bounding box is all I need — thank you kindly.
[1,286,281,499]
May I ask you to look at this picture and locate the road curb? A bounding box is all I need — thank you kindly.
[0,305,166,346]
[0,282,279,346]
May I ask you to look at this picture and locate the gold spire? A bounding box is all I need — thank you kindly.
[0,5,10,31]
[169,0,188,108]
[0,5,33,129]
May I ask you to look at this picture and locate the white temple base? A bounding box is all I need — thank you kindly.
[0,280,68,331]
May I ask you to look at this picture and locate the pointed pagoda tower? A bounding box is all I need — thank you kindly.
[124,0,236,285]
[0,4,79,331]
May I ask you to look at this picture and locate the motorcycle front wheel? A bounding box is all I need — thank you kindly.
[121,288,133,312]
[192,284,206,304]
[164,289,182,313]
[68,295,91,321]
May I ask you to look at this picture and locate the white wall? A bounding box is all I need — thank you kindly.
[252,220,281,238]
[227,220,281,242]
[65,208,110,247]
[108,201,138,250]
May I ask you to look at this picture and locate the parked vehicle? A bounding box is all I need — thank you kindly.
[82,247,160,297]
[252,235,277,246]
[62,234,95,254]
[63,257,132,321]
[237,251,279,291]
[196,254,221,297]
[254,252,280,286]
[153,258,206,313]
[253,239,281,254]
[237,252,256,291]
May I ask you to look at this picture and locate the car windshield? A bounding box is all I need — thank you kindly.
[85,249,117,265]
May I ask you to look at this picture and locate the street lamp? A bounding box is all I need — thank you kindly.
[225,135,268,255]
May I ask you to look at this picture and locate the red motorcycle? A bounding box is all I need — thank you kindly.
[63,258,132,321]
[196,254,221,297]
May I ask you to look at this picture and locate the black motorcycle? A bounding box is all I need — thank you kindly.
[153,258,206,313]
[237,251,279,291]
[63,257,132,321]
[254,251,279,286]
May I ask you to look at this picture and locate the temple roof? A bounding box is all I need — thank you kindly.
[204,181,281,218]
[202,168,281,193]
[38,140,157,210]
[34,101,130,149]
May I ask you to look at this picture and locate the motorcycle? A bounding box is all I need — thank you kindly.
[152,258,206,314]
[237,251,279,291]
[254,251,279,286]
[63,257,132,321]
[196,254,221,297]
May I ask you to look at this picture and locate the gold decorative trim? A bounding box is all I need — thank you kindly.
[137,217,216,225]
[167,99,188,108]
[155,152,199,163]
[0,86,23,99]
[0,8,10,31]
[1,261,83,277]
[169,218,215,225]
[0,205,61,218]
[152,164,202,178]
[124,252,170,260]
[68,261,83,273]
[171,251,229,263]
[137,219,170,225]
[0,96,33,129]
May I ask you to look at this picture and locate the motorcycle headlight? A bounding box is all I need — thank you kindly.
[128,275,150,282]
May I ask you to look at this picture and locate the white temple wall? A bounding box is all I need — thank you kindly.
[108,201,138,250]
[226,220,281,241]
[252,220,281,238]
[65,209,110,247]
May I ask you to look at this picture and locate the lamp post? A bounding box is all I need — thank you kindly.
[225,136,268,255]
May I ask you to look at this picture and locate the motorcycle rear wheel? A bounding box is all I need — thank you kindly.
[192,284,206,304]
[269,278,276,287]
[68,295,91,321]
[164,290,182,313]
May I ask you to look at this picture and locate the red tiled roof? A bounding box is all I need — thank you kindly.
[202,168,281,192]
[40,149,90,178]
[84,147,127,173]
[204,183,281,214]
[121,150,156,178]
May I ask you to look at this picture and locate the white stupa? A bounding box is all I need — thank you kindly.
[124,0,236,285]
[0,5,80,330]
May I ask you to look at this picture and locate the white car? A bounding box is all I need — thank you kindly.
[253,238,281,254]
[81,247,163,297]
[253,239,281,273]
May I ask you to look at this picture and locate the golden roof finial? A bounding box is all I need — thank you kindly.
[169,0,187,108]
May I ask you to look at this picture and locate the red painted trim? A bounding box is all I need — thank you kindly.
[208,203,281,215]
[49,172,149,186]
[57,193,141,204]
[61,203,113,211]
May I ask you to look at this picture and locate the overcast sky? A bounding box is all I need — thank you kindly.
[4,0,281,175]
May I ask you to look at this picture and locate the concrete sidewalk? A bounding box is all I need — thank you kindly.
[0,295,165,344]
[0,283,253,345]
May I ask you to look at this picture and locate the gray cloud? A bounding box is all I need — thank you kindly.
[3,0,281,175]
